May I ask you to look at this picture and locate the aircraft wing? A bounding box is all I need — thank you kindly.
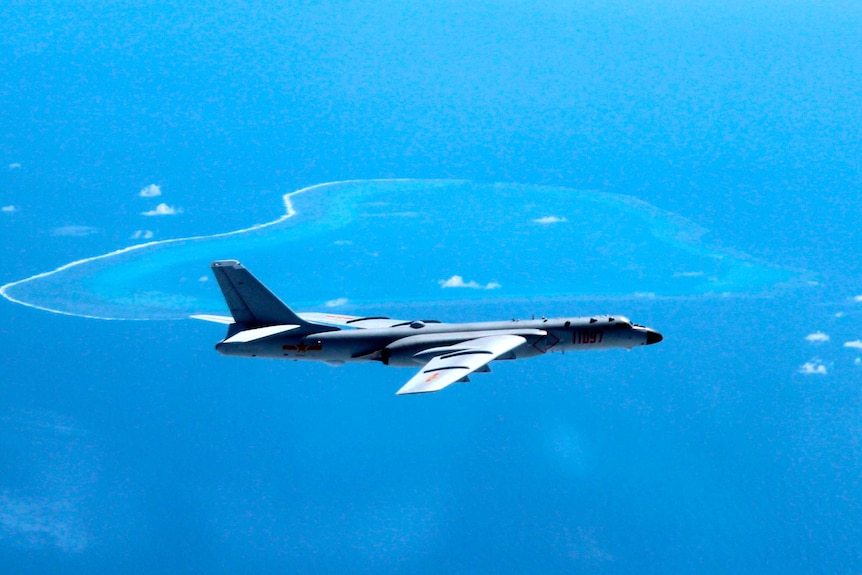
[396,334,526,395]
[299,312,439,329]
[191,312,429,329]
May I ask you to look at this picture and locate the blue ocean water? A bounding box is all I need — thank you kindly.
[2,2,861,573]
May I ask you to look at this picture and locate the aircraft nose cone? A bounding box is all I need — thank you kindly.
[645,329,663,345]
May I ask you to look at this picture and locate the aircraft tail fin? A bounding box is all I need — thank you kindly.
[210,260,336,333]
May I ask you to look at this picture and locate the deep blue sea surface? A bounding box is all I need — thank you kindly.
[2,2,861,573]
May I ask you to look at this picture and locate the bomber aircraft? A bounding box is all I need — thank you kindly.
[194,260,663,395]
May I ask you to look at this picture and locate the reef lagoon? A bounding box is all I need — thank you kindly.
[1,180,797,320]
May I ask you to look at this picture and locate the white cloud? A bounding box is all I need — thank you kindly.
[854,295,862,303]
[439,275,501,290]
[325,297,349,307]
[798,360,828,375]
[51,225,98,237]
[141,203,181,216]
[198,276,208,282]
[139,184,161,198]
[855,358,861,366]
[440,276,476,288]
[673,271,706,278]
[533,216,567,224]
[2,205,15,213]
[805,332,830,343]
[131,230,154,240]
[8,163,21,169]
[843,340,862,350]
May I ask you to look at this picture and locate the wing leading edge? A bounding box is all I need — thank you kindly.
[396,334,526,395]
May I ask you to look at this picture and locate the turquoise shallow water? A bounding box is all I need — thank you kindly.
[2,180,797,320]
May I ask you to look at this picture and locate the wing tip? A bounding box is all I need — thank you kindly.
[211,259,242,270]
[396,388,439,396]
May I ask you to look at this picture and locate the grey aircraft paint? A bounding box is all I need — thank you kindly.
[201,260,663,394]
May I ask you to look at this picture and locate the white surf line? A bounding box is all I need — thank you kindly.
[0,178,425,320]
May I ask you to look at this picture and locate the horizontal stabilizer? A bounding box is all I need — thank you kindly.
[190,314,234,324]
[223,324,301,343]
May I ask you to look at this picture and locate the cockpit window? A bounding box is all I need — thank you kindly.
[607,316,632,328]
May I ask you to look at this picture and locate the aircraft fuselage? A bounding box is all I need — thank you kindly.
[216,314,661,367]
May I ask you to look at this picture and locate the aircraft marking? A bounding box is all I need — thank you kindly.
[574,330,604,344]
[282,343,322,353]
